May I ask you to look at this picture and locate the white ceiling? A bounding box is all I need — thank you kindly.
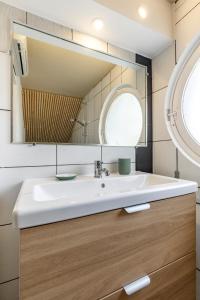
[22,37,114,97]
[2,0,173,58]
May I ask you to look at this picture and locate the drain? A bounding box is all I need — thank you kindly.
[101,183,105,188]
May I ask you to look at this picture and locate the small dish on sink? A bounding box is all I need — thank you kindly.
[56,173,77,181]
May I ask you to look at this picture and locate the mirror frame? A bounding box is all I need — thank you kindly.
[11,22,148,147]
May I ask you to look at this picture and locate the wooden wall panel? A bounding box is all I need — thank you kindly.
[22,88,82,143]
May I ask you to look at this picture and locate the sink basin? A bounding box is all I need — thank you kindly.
[33,174,180,202]
[13,173,197,229]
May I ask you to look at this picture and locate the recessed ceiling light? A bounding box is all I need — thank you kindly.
[138,6,147,19]
[92,18,104,31]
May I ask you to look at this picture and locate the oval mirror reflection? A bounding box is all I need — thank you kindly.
[99,86,143,146]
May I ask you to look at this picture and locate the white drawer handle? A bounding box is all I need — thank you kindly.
[123,203,150,214]
[124,275,151,296]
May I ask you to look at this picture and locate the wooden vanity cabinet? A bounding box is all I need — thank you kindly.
[19,193,196,300]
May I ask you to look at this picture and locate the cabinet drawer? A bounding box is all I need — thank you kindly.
[101,253,196,300]
[20,193,196,300]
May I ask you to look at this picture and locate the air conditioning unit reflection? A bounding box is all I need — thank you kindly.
[12,36,28,77]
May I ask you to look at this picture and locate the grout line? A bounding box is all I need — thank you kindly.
[0,165,57,169]
[152,85,168,94]
[0,277,19,285]
[57,162,136,167]
[56,163,96,167]
[0,109,11,112]
[0,223,12,227]
[175,1,200,25]
[103,162,135,165]
[56,145,58,174]
[152,139,172,143]
[175,40,177,65]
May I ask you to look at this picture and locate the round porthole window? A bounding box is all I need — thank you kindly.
[99,85,143,146]
[165,33,200,167]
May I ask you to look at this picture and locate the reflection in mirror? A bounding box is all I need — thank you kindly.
[99,87,143,146]
[12,25,147,146]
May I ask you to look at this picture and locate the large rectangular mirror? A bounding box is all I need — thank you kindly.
[11,23,147,147]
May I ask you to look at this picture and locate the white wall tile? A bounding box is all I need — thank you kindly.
[175,0,200,24]
[0,225,19,283]
[93,82,102,97]
[152,43,175,92]
[197,204,200,269]
[153,141,176,177]
[57,145,101,165]
[73,31,107,53]
[111,76,121,89]
[0,52,11,110]
[153,88,171,141]
[57,164,94,176]
[179,152,200,186]
[111,65,122,81]
[0,279,19,300]
[94,93,101,121]
[197,270,200,300]
[27,13,72,41]
[101,85,111,107]
[103,162,136,174]
[136,68,146,98]
[108,44,135,63]
[102,146,135,163]
[0,111,56,167]
[175,3,200,59]
[122,68,137,87]
[101,72,110,89]
[0,166,56,225]
[0,2,26,53]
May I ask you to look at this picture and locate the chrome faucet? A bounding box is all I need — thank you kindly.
[94,160,110,178]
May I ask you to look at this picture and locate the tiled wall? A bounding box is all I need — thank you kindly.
[0,2,136,298]
[152,1,200,297]
[71,65,141,144]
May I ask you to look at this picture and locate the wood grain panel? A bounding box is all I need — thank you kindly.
[22,88,82,143]
[20,194,196,300]
[101,253,196,300]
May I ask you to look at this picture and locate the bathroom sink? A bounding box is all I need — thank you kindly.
[13,173,197,228]
[33,174,181,202]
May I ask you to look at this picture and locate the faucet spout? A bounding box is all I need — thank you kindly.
[94,160,110,178]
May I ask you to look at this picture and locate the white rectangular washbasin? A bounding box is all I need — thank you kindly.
[13,173,197,228]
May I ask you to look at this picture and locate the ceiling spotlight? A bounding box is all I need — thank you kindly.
[92,18,104,31]
[138,6,147,19]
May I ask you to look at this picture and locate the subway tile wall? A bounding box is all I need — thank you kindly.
[152,1,200,297]
[0,1,136,298]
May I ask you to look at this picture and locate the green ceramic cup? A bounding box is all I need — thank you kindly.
[118,158,131,175]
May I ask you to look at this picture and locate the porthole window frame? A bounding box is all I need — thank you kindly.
[165,32,200,167]
[99,84,143,146]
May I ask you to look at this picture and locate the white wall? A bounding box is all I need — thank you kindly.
[152,1,200,297]
[0,2,135,298]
